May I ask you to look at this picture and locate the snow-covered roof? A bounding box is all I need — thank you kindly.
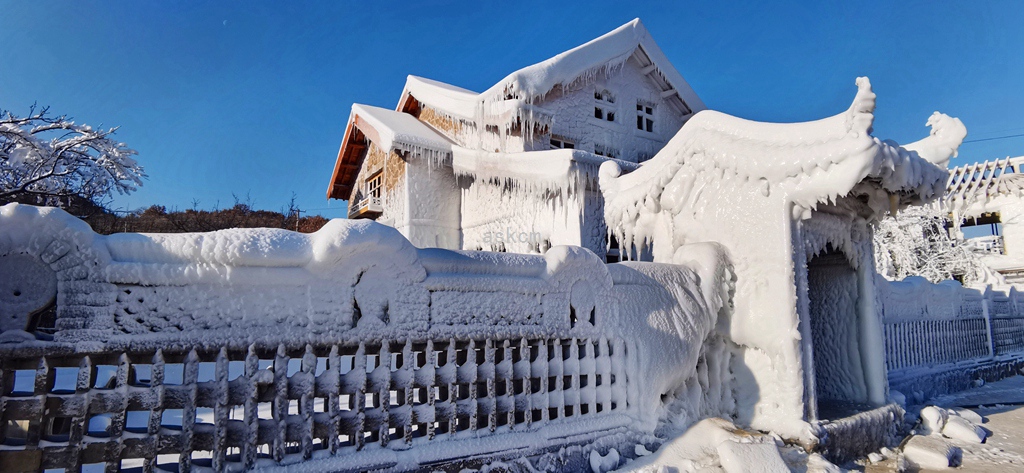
[601,77,958,226]
[452,147,638,196]
[399,19,704,121]
[350,104,453,154]
[327,104,454,199]
[402,76,480,120]
[482,19,703,109]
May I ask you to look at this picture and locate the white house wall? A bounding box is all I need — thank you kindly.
[539,57,687,163]
[403,156,462,250]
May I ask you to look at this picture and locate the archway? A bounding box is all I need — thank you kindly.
[807,248,870,419]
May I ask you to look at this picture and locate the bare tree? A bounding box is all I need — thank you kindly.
[0,104,144,206]
[874,204,1004,287]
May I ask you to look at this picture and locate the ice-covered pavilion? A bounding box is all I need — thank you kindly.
[601,77,965,438]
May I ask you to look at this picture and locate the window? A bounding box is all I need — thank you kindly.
[594,89,616,123]
[550,136,575,149]
[365,172,382,199]
[594,144,617,159]
[637,101,654,132]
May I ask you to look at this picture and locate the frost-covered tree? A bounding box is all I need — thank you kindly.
[0,105,144,206]
[873,204,1002,287]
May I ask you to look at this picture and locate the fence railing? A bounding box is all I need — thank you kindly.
[963,235,1004,255]
[879,277,1024,374]
[0,337,630,473]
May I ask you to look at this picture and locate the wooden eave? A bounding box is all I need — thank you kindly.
[326,114,389,200]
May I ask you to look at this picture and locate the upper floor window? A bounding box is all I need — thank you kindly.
[550,136,575,150]
[594,89,616,122]
[365,171,382,199]
[637,101,655,132]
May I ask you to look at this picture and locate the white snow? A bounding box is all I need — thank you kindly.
[350,103,453,163]
[600,76,961,438]
[903,434,962,469]
[942,414,986,444]
[477,19,704,113]
[717,440,789,473]
[590,448,621,473]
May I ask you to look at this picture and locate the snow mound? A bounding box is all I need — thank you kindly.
[917,405,988,443]
[903,435,962,469]
[717,440,789,473]
[590,448,622,473]
[942,415,986,444]
[615,418,813,472]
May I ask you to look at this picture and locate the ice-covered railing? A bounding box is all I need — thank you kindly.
[0,203,728,472]
[877,276,1024,374]
[945,155,1024,215]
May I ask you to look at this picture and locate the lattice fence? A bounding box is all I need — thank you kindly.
[880,282,1024,374]
[0,337,630,472]
[882,319,990,371]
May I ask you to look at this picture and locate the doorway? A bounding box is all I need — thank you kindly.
[807,248,870,419]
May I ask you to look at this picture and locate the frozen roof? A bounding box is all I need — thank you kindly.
[482,19,703,109]
[602,77,958,222]
[350,104,453,153]
[402,76,480,120]
[327,104,454,199]
[399,19,704,120]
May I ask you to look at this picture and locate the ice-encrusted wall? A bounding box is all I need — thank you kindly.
[807,252,868,405]
[876,275,1024,402]
[0,201,731,415]
[403,155,461,249]
[540,57,687,163]
[600,77,957,439]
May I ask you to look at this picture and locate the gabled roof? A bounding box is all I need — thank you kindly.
[326,104,453,200]
[352,104,453,153]
[398,19,705,120]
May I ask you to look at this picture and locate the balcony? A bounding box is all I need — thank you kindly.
[348,196,383,219]
[964,235,1004,255]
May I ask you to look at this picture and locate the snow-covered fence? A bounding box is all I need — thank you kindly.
[0,337,629,472]
[0,204,726,472]
[878,277,1024,374]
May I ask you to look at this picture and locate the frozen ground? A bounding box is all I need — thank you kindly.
[865,375,1024,473]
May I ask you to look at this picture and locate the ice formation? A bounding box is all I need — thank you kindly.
[333,19,704,258]
[600,77,960,439]
[0,203,739,471]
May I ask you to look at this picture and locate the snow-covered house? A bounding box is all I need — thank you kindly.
[326,19,704,256]
[946,155,1024,283]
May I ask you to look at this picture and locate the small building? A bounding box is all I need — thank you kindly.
[326,19,704,257]
[600,78,963,438]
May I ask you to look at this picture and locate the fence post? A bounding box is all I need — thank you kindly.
[983,286,996,359]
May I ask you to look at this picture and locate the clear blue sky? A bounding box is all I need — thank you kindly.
[2,1,1023,218]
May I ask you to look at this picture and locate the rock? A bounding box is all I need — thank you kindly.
[717,440,789,473]
[589,448,620,473]
[868,452,884,463]
[950,408,984,425]
[919,406,948,435]
[903,435,962,469]
[805,453,841,473]
[942,415,986,443]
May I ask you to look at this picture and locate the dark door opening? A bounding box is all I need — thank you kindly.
[807,248,870,419]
